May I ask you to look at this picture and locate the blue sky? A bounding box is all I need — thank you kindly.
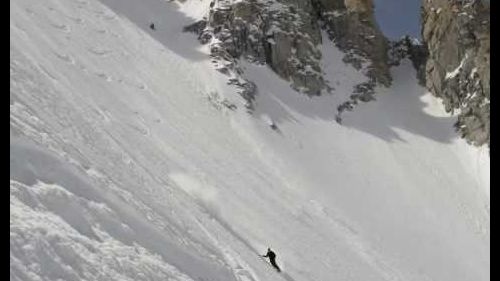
[373,0,421,39]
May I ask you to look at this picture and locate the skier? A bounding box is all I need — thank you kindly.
[149,23,155,30]
[261,248,281,272]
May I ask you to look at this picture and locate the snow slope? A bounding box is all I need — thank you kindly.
[10,0,489,281]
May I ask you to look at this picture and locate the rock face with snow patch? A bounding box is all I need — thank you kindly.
[422,0,490,146]
[314,0,391,87]
[388,36,428,86]
[186,0,390,99]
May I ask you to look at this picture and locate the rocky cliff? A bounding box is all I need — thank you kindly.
[185,0,391,108]
[422,0,490,147]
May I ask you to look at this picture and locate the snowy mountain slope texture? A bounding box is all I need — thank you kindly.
[11,0,489,281]
[422,0,490,147]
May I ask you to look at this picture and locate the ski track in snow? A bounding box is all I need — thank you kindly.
[11,0,489,280]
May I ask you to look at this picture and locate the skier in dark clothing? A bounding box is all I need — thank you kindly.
[261,248,281,272]
[149,23,155,30]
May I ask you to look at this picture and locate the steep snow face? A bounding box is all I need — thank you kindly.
[11,1,489,281]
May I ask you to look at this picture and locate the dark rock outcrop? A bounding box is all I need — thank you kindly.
[422,0,489,147]
[388,36,428,86]
[186,0,327,98]
[185,0,391,106]
[314,0,391,87]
